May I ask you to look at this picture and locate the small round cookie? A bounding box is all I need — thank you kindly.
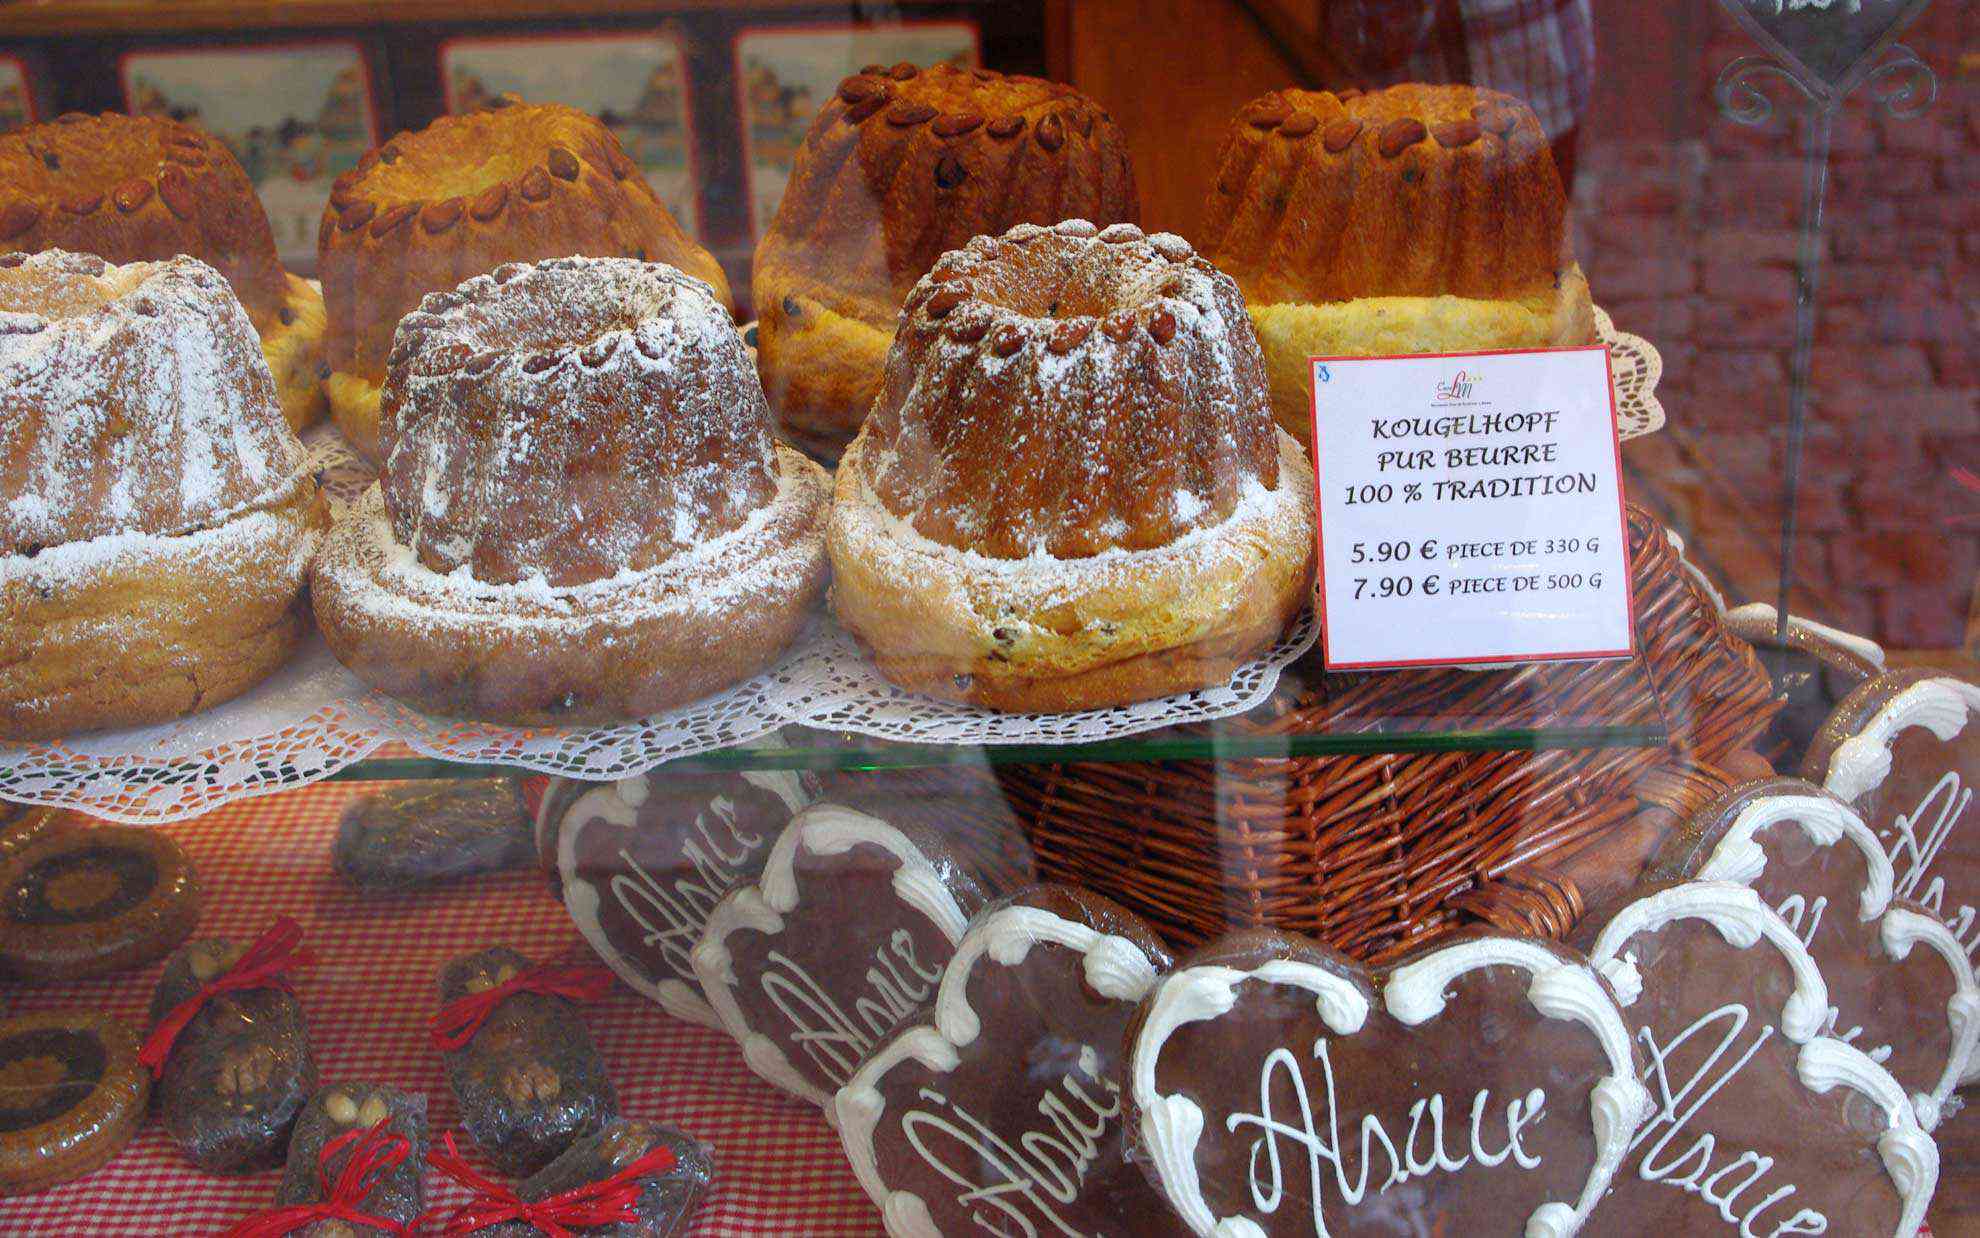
[0,826,201,981]
[0,1011,150,1197]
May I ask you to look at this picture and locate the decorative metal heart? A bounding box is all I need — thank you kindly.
[1718,0,1932,98]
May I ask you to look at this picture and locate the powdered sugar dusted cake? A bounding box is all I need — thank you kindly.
[829,221,1314,712]
[864,221,1280,558]
[319,99,728,463]
[379,258,776,588]
[313,255,830,727]
[1,250,326,739]
[0,113,328,433]
[2,251,305,554]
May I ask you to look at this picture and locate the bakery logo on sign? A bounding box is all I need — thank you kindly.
[902,1045,1122,1233]
[1434,369,1482,403]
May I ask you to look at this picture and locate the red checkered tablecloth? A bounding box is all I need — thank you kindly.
[0,781,883,1237]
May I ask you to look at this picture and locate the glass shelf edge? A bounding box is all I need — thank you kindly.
[328,725,1670,783]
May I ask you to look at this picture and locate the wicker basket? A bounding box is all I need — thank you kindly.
[996,505,1776,961]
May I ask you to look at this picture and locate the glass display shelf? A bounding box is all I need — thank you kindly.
[328,719,1670,782]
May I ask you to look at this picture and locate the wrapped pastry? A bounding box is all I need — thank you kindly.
[333,780,533,892]
[425,1118,714,1236]
[268,1084,428,1237]
[142,920,318,1173]
[433,947,619,1176]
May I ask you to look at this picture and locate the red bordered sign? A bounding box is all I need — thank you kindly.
[1308,344,1635,671]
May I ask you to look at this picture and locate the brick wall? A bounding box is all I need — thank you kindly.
[1581,0,1975,649]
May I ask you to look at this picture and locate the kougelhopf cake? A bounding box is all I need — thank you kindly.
[0,252,328,740]
[312,257,829,726]
[319,99,730,463]
[1201,84,1595,441]
[829,221,1315,712]
[0,112,328,434]
[754,63,1139,461]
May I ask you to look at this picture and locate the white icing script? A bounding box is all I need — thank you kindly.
[1886,770,1979,960]
[1227,1040,1548,1235]
[899,1048,1122,1238]
[607,795,766,982]
[1630,1003,1826,1234]
[760,929,943,1084]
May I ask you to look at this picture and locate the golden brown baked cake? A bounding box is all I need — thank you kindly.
[0,251,328,740]
[312,256,829,726]
[0,111,328,434]
[754,63,1139,461]
[318,98,730,463]
[1201,84,1595,441]
[829,221,1315,712]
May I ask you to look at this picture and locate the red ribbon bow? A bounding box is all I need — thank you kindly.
[428,963,617,1053]
[219,1119,412,1237]
[140,917,315,1077]
[418,1131,678,1237]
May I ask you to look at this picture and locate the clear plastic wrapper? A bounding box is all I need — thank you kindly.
[438,946,619,1176]
[332,779,533,892]
[468,1118,714,1238]
[147,937,318,1173]
[274,1083,429,1237]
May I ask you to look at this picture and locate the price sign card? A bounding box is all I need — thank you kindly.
[1310,346,1634,670]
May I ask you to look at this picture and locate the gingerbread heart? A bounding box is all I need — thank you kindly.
[692,802,991,1117]
[558,769,817,1028]
[836,884,1188,1236]
[1805,672,1980,1078]
[1584,880,1938,1236]
[1724,604,1885,774]
[1125,930,1646,1236]
[1651,777,1979,1129]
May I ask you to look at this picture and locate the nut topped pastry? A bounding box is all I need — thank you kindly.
[0,111,330,433]
[312,256,829,726]
[754,62,1138,460]
[1201,83,1594,440]
[0,251,328,740]
[829,221,1315,712]
[319,99,730,462]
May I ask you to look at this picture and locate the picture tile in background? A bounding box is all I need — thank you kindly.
[733,21,979,239]
[0,54,36,133]
[441,30,704,240]
[120,42,380,270]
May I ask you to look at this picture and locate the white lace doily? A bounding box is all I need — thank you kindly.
[1,313,1657,822]
[1600,308,1665,440]
[0,602,1313,821]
